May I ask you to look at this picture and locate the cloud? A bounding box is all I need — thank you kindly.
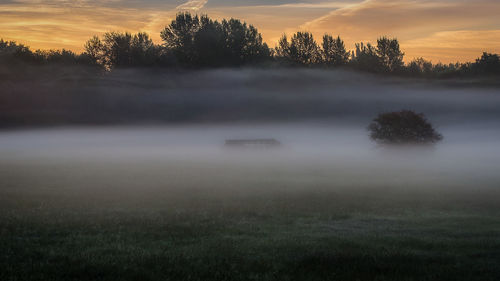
[0,3,175,51]
[176,0,208,11]
[402,30,500,63]
[1,0,499,62]
[298,0,500,62]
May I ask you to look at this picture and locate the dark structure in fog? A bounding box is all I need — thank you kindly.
[225,139,282,148]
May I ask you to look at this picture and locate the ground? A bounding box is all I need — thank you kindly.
[1,157,500,281]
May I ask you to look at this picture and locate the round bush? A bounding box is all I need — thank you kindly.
[368,110,442,144]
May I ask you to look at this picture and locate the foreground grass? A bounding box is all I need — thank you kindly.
[1,159,500,281]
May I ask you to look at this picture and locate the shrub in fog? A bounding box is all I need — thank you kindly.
[368,110,442,144]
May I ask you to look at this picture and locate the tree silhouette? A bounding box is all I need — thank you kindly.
[221,18,271,66]
[407,57,433,76]
[160,13,271,67]
[322,35,349,66]
[4,12,500,75]
[84,32,160,69]
[130,32,159,66]
[368,110,442,144]
[160,13,201,66]
[276,32,321,65]
[0,39,38,64]
[474,52,500,74]
[350,42,382,72]
[84,36,104,65]
[376,37,404,72]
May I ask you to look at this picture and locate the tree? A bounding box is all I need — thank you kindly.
[275,32,321,65]
[474,52,500,74]
[0,39,38,64]
[322,35,349,66]
[160,13,271,67]
[376,37,404,72]
[368,110,442,144]
[350,42,382,72]
[221,18,270,65]
[193,16,225,66]
[84,35,104,65]
[130,32,155,64]
[407,57,433,76]
[84,32,160,69]
[160,13,201,65]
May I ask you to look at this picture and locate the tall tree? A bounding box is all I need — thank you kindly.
[376,37,404,72]
[351,42,382,72]
[221,18,270,65]
[160,13,201,65]
[276,32,321,65]
[322,35,349,66]
[160,13,270,67]
[130,32,159,66]
[84,36,104,65]
[193,15,225,66]
[474,52,500,74]
[84,32,159,69]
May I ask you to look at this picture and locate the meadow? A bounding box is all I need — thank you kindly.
[1,124,499,281]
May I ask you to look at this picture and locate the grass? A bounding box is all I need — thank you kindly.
[1,159,500,281]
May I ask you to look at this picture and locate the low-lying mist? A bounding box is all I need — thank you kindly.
[1,122,499,193]
[1,68,500,206]
[2,67,500,127]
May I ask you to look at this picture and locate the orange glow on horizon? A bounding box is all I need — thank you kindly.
[1,0,499,63]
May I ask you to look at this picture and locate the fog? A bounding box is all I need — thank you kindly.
[3,68,500,126]
[1,123,499,191]
[1,69,500,195]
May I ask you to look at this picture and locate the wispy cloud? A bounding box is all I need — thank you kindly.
[176,0,208,11]
[402,30,500,63]
[298,0,500,62]
[1,0,499,62]
[0,2,175,51]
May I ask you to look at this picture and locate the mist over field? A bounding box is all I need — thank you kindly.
[2,69,500,281]
[2,68,500,197]
[2,67,500,127]
[3,3,500,279]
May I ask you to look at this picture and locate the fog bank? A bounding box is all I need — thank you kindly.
[2,68,500,127]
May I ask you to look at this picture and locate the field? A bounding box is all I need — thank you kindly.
[1,125,500,281]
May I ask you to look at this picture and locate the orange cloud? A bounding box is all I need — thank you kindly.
[177,0,208,11]
[299,0,500,62]
[0,3,175,51]
[1,0,499,62]
[402,30,500,63]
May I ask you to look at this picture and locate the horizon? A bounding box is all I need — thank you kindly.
[1,0,500,63]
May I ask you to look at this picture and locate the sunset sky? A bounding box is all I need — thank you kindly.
[1,0,499,63]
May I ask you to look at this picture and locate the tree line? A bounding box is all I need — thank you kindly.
[1,12,499,77]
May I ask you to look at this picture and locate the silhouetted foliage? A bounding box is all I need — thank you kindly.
[350,42,382,72]
[473,52,500,74]
[160,13,270,67]
[221,18,271,66]
[368,110,443,144]
[407,58,433,76]
[1,39,98,69]
[2,13,500,76]
[84,32,162,69]
[376,37,404,72]
[322,35,349,66]
[276,32,321,66]
[160,13,201,66]
[0,40,38,64]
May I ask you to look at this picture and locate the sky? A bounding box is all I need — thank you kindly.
[1,0,499,63]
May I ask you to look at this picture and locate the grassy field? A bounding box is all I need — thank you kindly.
[1,156,500,281]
